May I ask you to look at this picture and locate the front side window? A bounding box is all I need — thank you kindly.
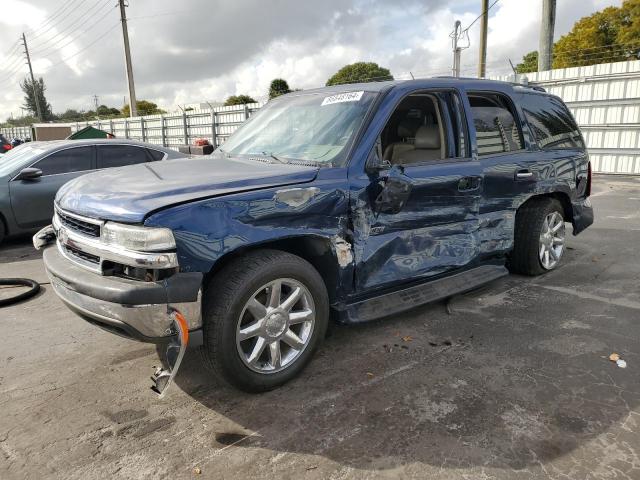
[379,92,458,166]
[520,93,585,150]
[469,93,524,156]
[217,91,377,166]
[98,145,150,169]
[34,147,93,175]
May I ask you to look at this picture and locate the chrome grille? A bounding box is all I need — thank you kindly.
[57,210,101,237]
[63,244,100,265]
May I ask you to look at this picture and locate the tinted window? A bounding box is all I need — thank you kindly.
[35,147,93,175]
[98,145,150,168]
[146,148,165,161]
[469,93,523,156]
[520,94,585,149]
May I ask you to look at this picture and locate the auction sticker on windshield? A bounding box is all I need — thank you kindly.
[321,91,364,106]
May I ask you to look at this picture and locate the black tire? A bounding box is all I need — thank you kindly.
[201,249,329,392]
[0,219,5,245]
[508,197,565,276]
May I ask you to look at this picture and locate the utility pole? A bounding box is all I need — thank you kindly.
[478,0,489,78]
[93,94,99,111]
[538,0,556,71]
[452,20,462,77]
[21,33,43,122]
[118,0,137,117]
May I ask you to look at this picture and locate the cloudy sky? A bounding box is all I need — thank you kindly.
[0,0,620,118]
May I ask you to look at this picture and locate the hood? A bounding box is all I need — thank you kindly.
[56,156,319,223]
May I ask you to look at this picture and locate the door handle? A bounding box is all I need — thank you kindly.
[458,176,481,192]
[515,169,534,180]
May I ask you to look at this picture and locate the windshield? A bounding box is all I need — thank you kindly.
[218,91,376,166]
[0,144,44,177]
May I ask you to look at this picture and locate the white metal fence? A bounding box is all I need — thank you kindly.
[4,60,640,174]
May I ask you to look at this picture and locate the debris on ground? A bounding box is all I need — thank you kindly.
[402,336,413,342]
[193,467,202,475]
[607,353,627,368]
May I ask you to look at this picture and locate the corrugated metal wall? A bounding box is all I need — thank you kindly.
[510,60,640,175]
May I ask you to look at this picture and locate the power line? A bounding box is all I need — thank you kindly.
[32,2,117,58]
[47,21,120,68]
[461,0,500,34]
[30,0,113,52]
[28,0,86,41]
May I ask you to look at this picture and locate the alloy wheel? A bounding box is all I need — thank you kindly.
[539,211,565,270]
[236,278,315,373]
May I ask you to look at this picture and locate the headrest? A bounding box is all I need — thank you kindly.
[414,125,441,150]
[397,118,421,138]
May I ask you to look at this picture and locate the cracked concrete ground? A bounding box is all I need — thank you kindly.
[1,175,639,480]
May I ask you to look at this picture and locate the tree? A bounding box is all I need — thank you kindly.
[58,109,83,121]
[516,0,640,71]
[96,105,121,117]
[326,62,393,86]
[268,78,291,99]
[121,100,165,116]
[224,94,257,106]
[20,77,54,121]
[516,51,539,74]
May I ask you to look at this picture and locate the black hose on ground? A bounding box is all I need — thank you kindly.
[0,278,40,307]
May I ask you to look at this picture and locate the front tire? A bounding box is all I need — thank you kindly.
[508,198,566,276]
[201,249,329,392]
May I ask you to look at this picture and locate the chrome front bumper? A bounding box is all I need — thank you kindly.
[50,277,201,341]
[39,232,203,342]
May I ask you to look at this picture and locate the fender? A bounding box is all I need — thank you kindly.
[144,168,355,301]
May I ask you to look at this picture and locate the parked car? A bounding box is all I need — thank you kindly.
[0,139,183,243]
[36,78,593,394]
[0,133,12,154]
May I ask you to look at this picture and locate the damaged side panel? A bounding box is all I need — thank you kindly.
[144,169,356,302]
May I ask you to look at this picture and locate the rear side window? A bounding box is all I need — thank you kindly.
[35,147,93,175]
[98,145,150,169]
[469,93,524,156]
[147,148,166,161]
[520,94,585,150]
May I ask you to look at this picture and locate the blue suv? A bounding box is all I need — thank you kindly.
[36,78,593,392]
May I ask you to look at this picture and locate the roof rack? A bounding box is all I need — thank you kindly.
[512,83,547,93]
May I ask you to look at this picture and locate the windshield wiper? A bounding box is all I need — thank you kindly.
[262,151,288,164]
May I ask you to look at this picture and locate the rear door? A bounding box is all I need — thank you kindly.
[9,146,95,228]
[467,91,538,259]
[353,89,484,292]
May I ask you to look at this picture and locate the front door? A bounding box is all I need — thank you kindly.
[10,146,95,228]
[351,90,484,293]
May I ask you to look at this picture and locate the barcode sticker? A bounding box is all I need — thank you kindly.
[321,91,364,106]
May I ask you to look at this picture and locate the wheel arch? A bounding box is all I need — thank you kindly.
[203,235,349,305]
[517,191,573,223]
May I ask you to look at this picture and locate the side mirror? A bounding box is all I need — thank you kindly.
[374,168,412,214]
[15,167,42,181]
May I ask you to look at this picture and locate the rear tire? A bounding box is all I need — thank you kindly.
[508,198,566,276]
[201,249,329,392]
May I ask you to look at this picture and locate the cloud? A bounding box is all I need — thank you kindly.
[0,0,621,119]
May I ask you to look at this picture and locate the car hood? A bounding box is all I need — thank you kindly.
[56,156,319,223]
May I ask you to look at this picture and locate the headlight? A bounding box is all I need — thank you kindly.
[102,223,176,252]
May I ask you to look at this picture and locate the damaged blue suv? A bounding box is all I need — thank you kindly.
[36,78,593,393]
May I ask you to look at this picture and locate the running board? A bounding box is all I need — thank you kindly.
[340,265,508,323]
